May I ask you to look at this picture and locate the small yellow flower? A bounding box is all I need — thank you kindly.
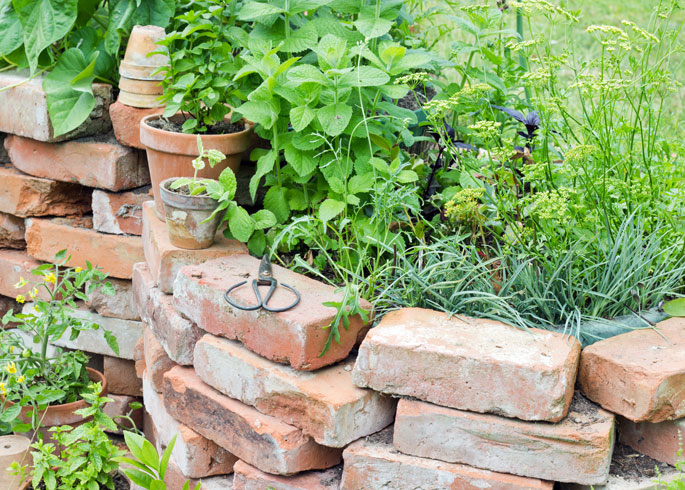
[75,267,83,273]
[0,383,6,395]
[28,288,38,299]
[44,272,57,284]
[13,276,27,289]
[16,375,25,384]
[15,295,25,304]
[9,346,13,354]
[5,362,17,374]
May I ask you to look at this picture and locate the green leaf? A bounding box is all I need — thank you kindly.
[0,0,23,56]
[228,205,255,242]
[286,188,308,211]
[218,167,237,200]
[318,198,346,223]
[263,186,290,224]
[284,144,317,177]
[136,0,175,26]
[238,2,285,21]
[348,172,374,194]
[286,64,328,85]
[664,298,685,317]
[397,169,419,183]
[43,48,98,137]
[281,23,318,53]
[247,229,266,255]
[340,66,389,87]
[289,105,315,132]
[236,99,280,129]
[13,0,77,73]
[249,150,276,201]
[353,7,392,39]
[251,209,277,230]
[317,103,352,137]
[103,330,120,356]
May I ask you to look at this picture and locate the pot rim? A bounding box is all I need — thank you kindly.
[159,177,220,210]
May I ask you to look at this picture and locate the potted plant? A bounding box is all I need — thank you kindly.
[0,251,118,442]
[140,1,254,218]
[8,384,129,490]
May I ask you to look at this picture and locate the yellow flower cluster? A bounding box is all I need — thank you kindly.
[445,188,486,225]
[394,72,431,88]
[509,0,578,22]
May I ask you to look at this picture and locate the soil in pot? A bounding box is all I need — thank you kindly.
[147,117,245,135]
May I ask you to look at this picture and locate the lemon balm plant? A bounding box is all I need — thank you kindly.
[0,250,117,435]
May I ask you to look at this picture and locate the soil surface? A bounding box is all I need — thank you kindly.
[397,85,437,111]
[164,180,209,197]
[610,443,674,481]
[29,472,130,490]
[148,117,244,135]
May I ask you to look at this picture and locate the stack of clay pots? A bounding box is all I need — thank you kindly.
[118,25,169,109]
[0,435,31,490]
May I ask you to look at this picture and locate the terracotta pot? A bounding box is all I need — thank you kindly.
[140,113,254,218]
[159,178,222,249]
[0,435,31,490]
[119,25,169,81]
[7,368,107,444]
[118,77,164,109]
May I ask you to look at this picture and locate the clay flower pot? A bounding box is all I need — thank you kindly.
[0,435,32,490]
[159,177,222,249]
[6,368,107,445]
[140,113,254,219]
[118,77,164,109]
[119,25,169,109]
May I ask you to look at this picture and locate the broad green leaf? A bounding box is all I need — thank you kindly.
[664,298,685,317]
[104,0,134,55]
[0,0,23,56]
[292,132,324,150]
[286,64,328,85]
[369,157,391,176]
[252,209,277,230]
[397,169,419,183]
[339,66,389,88]
[317,103,352,137]
[289,0,334,14]
[247,229,266,255]
[236,99,280,129]
[286,188,308,211]
[263,186,290,223]
[136,0,175,26]
[281,23,318,53]
[378,83,409,99]
[150,480,166,490]
[249,150,277,201]
[238,2,285,21]
[289,105,315,132]
[13,0,77,73]
[353,7,392,39]
[348,172,374,194]
[284,144,317,177]
[228,205,255,242]
[314,34,346,71]
[43,48,98,137]
[318,198,345,223]
[218,167,237,200]
[390,51,432,75]
[379,43,406,66]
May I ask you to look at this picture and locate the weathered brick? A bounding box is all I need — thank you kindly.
[104,356,143,396]
[5,134,149,191]
[133,262,201,365]
[142,201,246,293]
[163,366,342,475]
[0,249,45,299]
[25,217,144,279]
[134,336,145,378]
[87,277,140,321]
[103,394,143,434]
[353,308,580,422]
[143,373,237,478]
[0,163,91,217]
[92,187,150,236]
[110,101,164,150]
[0,70,112,142]
[579,318,685,423]
[194,334,396,447]
[22,303,143,359]
[174,254,372,371]
[341,428,554,490]
[393,395,615,485]
[0,212,25,248]
[618,416,685,466]
[233,460,342,490]
[143,326,177,392]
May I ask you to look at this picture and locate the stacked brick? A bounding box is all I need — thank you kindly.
[0,71,149,430]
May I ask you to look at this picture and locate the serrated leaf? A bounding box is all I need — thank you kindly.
[238,2,285,21]
[249,150,276,201]
[228,205,255,242]
[236,99,280,129]
[287,64,328,85]
[263,186,290,223]
[318,198,346,223]
[348,172,374,194]
[286,188,308,211]
[317,103,352,137]
[289,105,315,132]
[218,167,237,200]
[397,169,419,183]
[284,144,318,177]
[252,209,277,230]
[247,229,266,255]
[281,22,318,53]
[353,7,392,39]
[292,132,324,150]
[339,66,389,87]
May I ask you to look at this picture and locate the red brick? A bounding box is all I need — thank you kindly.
[134,336,145,378]
[353,308,580,422]
[341,428,553,490]
[0,163,91,217]
[163,366,342,475]
[393,396,615,485]
[133,262,201,365]
[0,249,44,299]
[142,201,246,293]
[579,317,685,423]
[143,326,177,392]
[87,277,140,321]
[0,71,112,142]
[110,101,164,150]
[174,254,372,371]
[143,373,237,478]
[618,416,685,466]
[92,187,150,236]
[104,356,143,396]
[0,212,25,248]
[194,334,396,447]
[103,394,143,434]
[25,217,144,279]
[233,460,342,490]
[5,134,149,191]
